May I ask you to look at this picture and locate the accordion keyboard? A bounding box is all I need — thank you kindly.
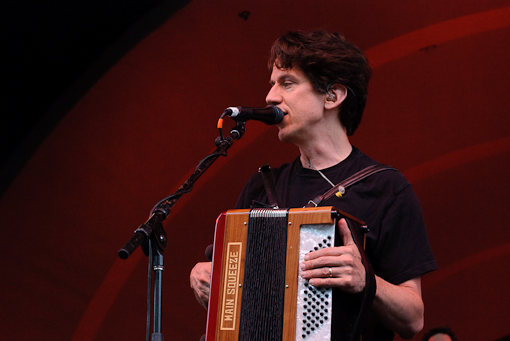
[296,223,335,340]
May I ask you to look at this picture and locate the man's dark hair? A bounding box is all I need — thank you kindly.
[268,30,371,136]
[422,325,457,341]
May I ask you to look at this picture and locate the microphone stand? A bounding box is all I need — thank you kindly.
[143,223,166,341]
[118,120,246,340]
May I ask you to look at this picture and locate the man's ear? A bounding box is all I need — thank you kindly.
[324,84,347,110]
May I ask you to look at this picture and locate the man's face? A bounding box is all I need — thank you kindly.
[265,65,327,145]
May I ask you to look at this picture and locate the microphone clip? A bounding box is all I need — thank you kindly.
[229,122,245,140]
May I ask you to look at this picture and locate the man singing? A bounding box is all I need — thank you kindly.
[190,30,437,340]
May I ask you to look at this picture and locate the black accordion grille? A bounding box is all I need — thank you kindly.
[238,209,288,341]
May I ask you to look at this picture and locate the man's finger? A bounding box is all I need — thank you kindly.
[338,218,354,246]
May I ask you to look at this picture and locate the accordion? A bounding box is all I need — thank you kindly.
[205,206,373,341]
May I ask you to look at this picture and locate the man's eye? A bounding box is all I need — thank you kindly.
[282,82,293,87]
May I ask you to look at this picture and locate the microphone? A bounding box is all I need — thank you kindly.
[224,105,285,125]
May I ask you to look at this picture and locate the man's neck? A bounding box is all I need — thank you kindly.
[298,135,352,170]
[287,108,352,170]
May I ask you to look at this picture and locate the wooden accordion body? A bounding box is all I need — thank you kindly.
[205,206,365,341]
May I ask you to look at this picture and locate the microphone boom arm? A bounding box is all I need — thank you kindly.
[118,135,236,259]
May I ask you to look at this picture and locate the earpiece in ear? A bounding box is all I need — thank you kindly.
[327,92,337,101]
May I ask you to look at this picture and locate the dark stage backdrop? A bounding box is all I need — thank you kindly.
[1,1,510,340]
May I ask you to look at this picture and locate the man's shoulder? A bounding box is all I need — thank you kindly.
[244,157,299,186]
[267,156,300,178]
[350,148,410,192]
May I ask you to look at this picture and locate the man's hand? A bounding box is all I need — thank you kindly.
[299,218,365,293]
[190,261,212,309]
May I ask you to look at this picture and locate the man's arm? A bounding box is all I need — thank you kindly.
[300,218,424,339]
[372,276,423,339]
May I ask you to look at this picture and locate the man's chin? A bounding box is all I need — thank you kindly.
[277,130,295,144]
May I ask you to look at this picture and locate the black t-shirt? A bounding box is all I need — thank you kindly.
[235,146,437,339]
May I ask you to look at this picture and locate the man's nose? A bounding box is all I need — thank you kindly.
[266,86,281,105]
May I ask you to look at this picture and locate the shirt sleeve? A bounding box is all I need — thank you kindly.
[370,183,438,285]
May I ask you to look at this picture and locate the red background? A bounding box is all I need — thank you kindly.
[1,1,509,340]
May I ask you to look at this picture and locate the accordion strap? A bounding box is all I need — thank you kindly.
[305,164,397,208]
[258,163,279,209]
